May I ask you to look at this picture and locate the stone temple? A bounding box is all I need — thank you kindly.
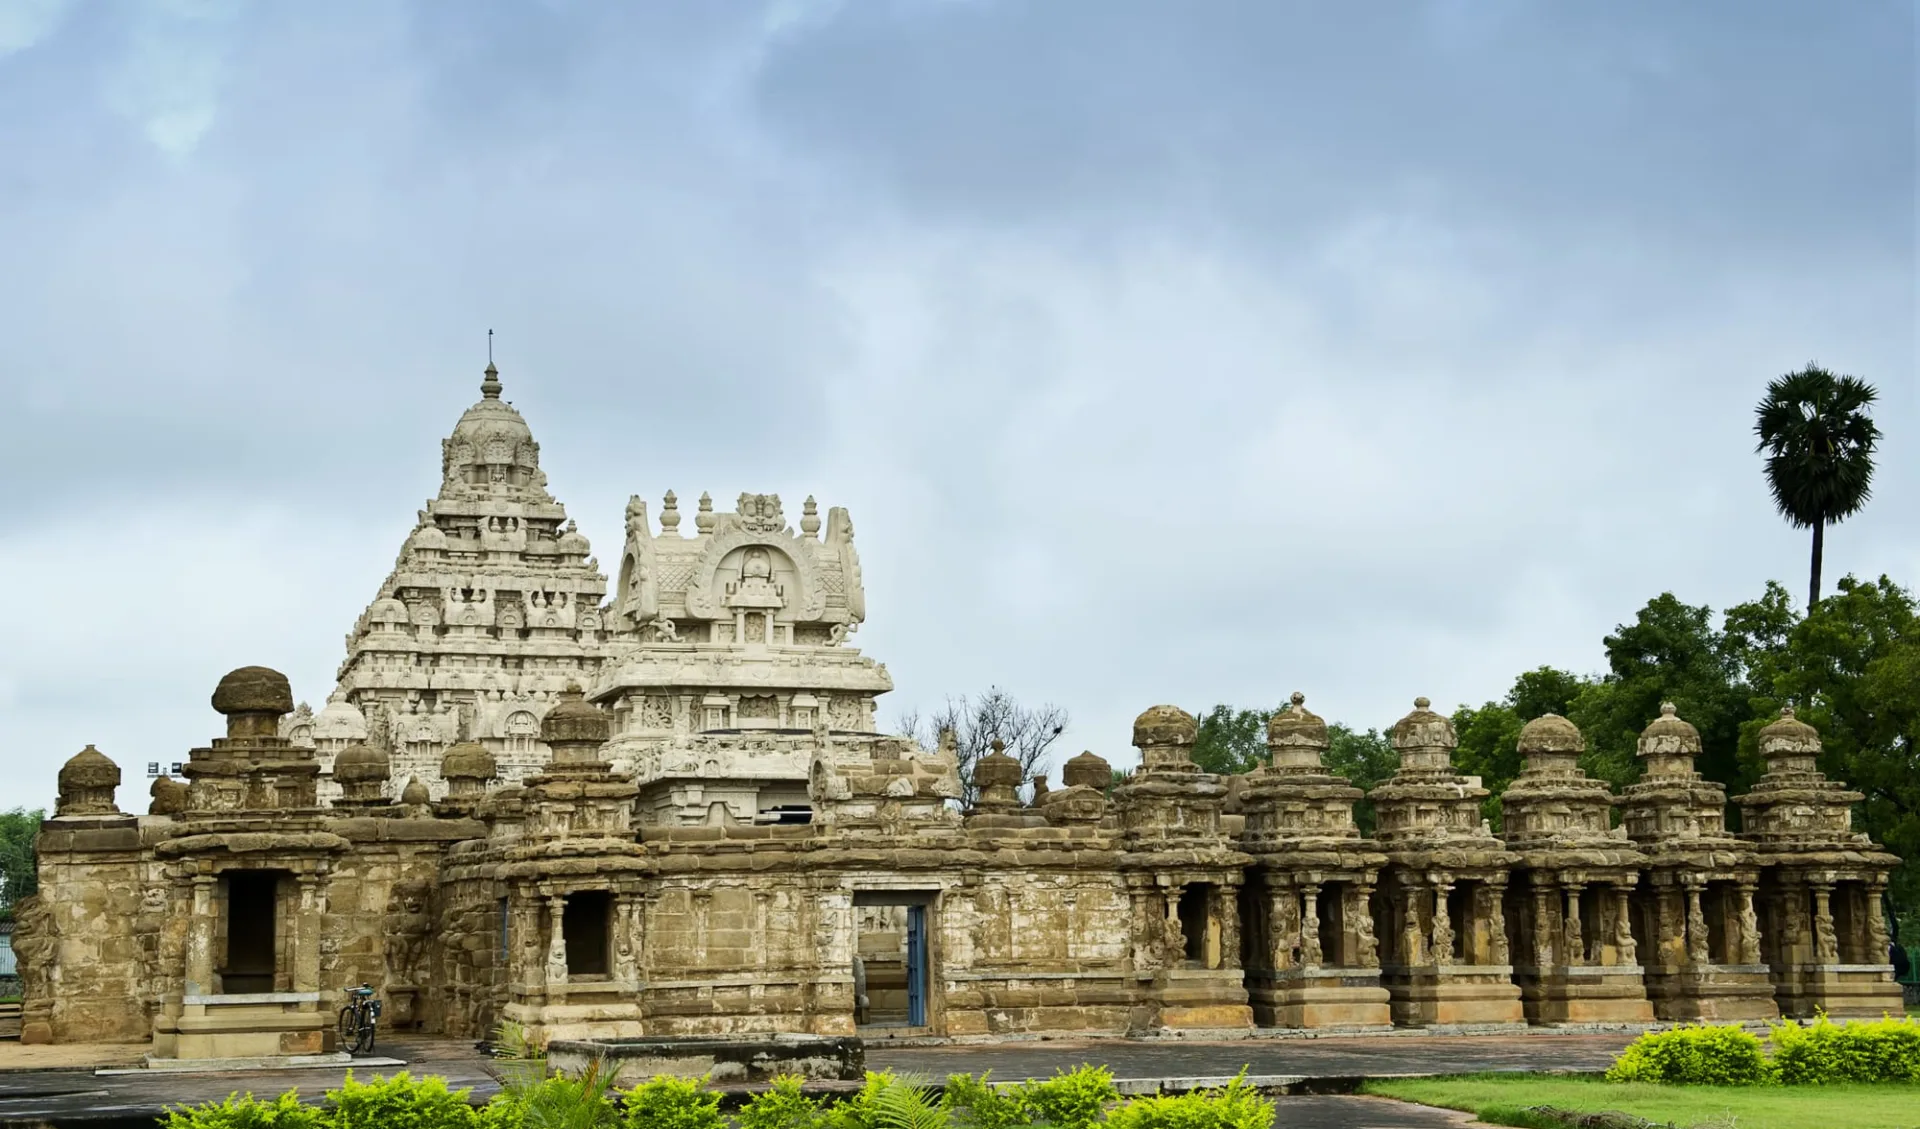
[16,365,1904,1060]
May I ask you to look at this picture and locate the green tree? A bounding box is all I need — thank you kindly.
[1754,364,1882,609]
[1324,724,1398,836]
[0,809,41,919]
[1736,575,1920,923]
[1190,704,1275,775]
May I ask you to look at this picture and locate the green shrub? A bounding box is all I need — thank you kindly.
[163,1090,324,1129]
[1103,1072,1272,1129]
[1013,1065,1119,1129]
[1604,1024,1773,1086]
[1769,1014,1920,1084]
[326,1072,479,1129]
[740,1075,824,1129]
[827,1072,948,1129]
[940,1073,1028,1129]
[620,1075,725,1129]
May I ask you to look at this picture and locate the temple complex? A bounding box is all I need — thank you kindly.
[14,364,1905,1058]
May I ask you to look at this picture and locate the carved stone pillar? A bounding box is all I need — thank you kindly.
[1400,884,1426,968]
[1563,883,1586,967]
[1163,884,1186,968]
[1218,885,1242,970]
[185,875,216,997]
[1268,886,1299,971]
[512,896,544,989]
[1299,884,1322,968]
[1485,884,1509,966]
[1735,883,1761,966]
[1613,887,1636,966]
[1350,884,1379,969]
[1430,881,1454,965]
[1867,880,1891,966]
[546,894,569,986]
[612,893,641,983]
[1532,886,1556,968]
[1684,882,1709,965]
[1812,884,1839,965]
[292,874,323,994]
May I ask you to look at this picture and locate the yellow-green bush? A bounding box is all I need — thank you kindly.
[1768,1014,1920,1084]
[1100,1072,1272,1129]
[1603,1024,1772,1085]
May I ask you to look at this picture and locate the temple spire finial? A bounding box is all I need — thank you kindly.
[481,329,502,399]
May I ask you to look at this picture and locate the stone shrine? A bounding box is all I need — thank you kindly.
[15,363,1904,1055]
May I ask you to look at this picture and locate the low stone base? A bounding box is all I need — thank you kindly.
[1382,965,1526,1028]
[1771,964,1905,1019]
[128,1051,363,1074]
[1250,968,1392,1030]
[1517,965,1655,1026]
[1644,964,1779,1022]
[152,993,333,1062]
[1149,968,1254,1033]
[547,1034,863,1085]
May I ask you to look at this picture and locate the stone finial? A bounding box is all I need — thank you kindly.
[1756,705,1822,772]
[801,496,821,537]
[971,739,1024,813]
[148,775,188,816]
[1389,696,1456,772]
[1132,704,1199,774]
[1061,750,1111,790]
[541,684,610,767]
[1636,702,1702,777]
[442,741,497,785]
[1267,691,1330,771]
[481,360,503,399]
[661,490,681,533]
[1515,713,1585,777]
[400,775,431,809]
[56,745,120,817]
[211,665,294,739]
[695,492,716,534]
[334,742,392,809]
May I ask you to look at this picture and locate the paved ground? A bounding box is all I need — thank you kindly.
[864,1032,1634,1082]
[0,1031,1630,1126]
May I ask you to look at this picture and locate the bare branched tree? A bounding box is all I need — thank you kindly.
[895,687,1068,805]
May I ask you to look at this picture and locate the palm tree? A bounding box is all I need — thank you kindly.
[1754,364,1881,610]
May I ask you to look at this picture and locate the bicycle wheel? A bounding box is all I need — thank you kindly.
[362,1020,376,1056]
[338,1005,358,1052]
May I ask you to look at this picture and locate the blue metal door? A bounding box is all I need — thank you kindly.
[905,905,927,1027]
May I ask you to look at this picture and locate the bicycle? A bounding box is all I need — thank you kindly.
[338,984,382,1055]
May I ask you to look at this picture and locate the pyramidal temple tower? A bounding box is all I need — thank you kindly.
[283,362,609,799]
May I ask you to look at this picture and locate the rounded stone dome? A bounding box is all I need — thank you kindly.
[1757,705,1821,753]
[400,776,431,805]
[408,524,448,552]
[541,685,610,745]
[313,693,368,741]
[1390,696,1455,750]
[1061,750,1112,790]
[447,366,536,466]
[369,597,409,623]
[1517,713,1585,754]
[442,740,498,781]
[212,666,294,716]
[60,744,120,790]
[1132,704,1197,748]
[973,741,1022,788]
[555,520,591,556]
[332,743,390,783]
[1267,691,1329,747]
[1637,702,1702,753]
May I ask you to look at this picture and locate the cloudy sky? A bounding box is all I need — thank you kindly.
[1,0,1913,808]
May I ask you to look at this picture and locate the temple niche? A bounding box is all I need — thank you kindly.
[15,358,1907,1057]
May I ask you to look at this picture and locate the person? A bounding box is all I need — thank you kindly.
[852,954,869,1026]
[1892,939,1911,983]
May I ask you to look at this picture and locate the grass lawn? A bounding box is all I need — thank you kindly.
[1362,1073,1919,1129]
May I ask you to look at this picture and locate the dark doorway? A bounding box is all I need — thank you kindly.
[564,892,611,978]
[1178,885,1211,966]
[223,871,279,993]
